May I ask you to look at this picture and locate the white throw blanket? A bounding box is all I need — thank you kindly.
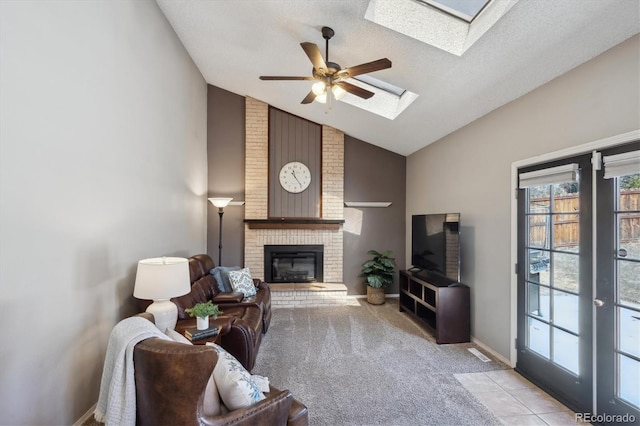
[94,316,171,426]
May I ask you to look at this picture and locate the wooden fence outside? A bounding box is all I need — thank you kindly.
[530,190,640,248]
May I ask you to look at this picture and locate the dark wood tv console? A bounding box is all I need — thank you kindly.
[399,270,470,344]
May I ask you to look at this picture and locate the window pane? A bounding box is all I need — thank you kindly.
[528,249,550,280]
[618,354,640,409]
[553,191,579,213]
[553,214,579,251]
[553,327,579,375]
[528,317,550,359]
[528,216,550,249]
[618,260,640,306]
[529,186,550,212]
[553,290,579,333]
[619,174,640,212]
[619,306,640,358]
[552,252,579,293]
[528,283,550,319]
[618,212,640,260]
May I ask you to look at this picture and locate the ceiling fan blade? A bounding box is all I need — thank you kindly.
[301,91,316,104]
[259,76,315,80]
[335,81,375,99]
[336,58,392,78]
[300,42,328,74]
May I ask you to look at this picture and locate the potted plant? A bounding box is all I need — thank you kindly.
[185,301,222,330]
[359,249,396,305]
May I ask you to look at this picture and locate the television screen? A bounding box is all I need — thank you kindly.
[411,213,460,282]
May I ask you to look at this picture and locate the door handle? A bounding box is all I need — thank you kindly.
[594,298,605,307]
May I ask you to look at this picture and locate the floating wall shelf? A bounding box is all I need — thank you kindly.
[344,202,392,208]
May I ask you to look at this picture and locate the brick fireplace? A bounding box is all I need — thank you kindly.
[243,97,345,284]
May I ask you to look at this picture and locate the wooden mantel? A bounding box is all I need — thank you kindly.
[244,218,345,230]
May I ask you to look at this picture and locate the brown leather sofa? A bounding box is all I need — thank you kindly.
[168,255,272,371]
[134,313,309,426]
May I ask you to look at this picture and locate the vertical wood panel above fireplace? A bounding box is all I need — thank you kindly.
[264,245,324,283]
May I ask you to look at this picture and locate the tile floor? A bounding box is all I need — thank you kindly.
[455,370,587,425]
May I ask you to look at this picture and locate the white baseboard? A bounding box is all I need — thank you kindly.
[471,336,513,367]
[73,402,96,426]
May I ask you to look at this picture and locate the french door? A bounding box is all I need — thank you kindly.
[516,141,640,419]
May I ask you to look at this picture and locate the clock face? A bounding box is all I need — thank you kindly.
[279,161,311,193]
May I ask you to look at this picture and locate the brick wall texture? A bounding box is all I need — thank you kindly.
[244,98,344,282]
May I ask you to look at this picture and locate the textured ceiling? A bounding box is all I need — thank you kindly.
[156,0,639,156]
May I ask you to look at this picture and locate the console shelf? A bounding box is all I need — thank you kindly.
[399,270,470,344]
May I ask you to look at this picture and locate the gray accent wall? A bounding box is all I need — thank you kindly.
[406,34,640,360]
[0,2,207,424]
[207,86,245,267]
[344,135,406,295]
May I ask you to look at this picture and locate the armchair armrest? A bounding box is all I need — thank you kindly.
[213,292,245,303]
[201,386,293,426]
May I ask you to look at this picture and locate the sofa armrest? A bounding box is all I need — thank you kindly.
[201,387,293,426]
[212,292,245,303]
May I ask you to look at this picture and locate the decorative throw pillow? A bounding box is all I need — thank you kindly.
[206,343,268,410]
[228,268,257,297]
[210,266,241,293]
[165,328,221,416]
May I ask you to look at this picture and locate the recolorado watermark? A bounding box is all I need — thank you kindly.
[575,412,636,424]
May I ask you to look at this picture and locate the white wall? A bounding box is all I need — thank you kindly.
[0,1,207,424]
[406,35,640,359]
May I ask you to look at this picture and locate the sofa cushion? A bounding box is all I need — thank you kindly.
[228,268,257,297]
[206,343,268,410]
[210,266,241,293]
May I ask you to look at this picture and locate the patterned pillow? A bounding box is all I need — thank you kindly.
[228,268,257,297]
[206,343,268,410]
[210,266,241,292]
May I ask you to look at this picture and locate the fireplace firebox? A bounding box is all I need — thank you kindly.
[264,245,323,283]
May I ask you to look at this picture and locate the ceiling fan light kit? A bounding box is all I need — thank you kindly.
[260,26,392,106]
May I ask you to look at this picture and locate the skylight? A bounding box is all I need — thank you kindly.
[420,0,491,23]
[365,0,520,56]
[340,77,418,120]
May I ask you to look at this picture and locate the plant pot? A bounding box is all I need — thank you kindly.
[367,286,385,305]
[196,316,209,330]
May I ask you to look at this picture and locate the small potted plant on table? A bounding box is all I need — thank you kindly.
[185,301,222,330]
[359,249,396,305]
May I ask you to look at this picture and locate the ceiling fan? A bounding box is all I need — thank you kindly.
[259,26,392,105]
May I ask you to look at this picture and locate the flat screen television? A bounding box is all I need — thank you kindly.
[411,213,461,283]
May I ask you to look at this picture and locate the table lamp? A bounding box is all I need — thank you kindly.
[133,257,191,332]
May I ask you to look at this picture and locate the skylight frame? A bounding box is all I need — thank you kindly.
[339,78,418,120]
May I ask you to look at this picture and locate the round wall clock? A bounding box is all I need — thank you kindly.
[279,161,311,193]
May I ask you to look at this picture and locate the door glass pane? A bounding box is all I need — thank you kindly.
[619,174,640,211]
[528,249,550,281]
[528,317,550,359]
[618,354,640,408]
[528,283,550,319]
[528,215,550,249]
[552,252,579,292]
[553,327,579,374]
[554,185,579,211]
[618,260,640,307]
[553,214,579,252]
[529,185,550,212]
[619,306,640,358]
[553,290,579,333]
[618,212,640,259]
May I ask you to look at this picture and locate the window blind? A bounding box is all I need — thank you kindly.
[519,163,579,189]
[603,150,640,179]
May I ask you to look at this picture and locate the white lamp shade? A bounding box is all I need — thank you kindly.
[133,257,191,300]
[332,84,346,100]
[208,197,233,208]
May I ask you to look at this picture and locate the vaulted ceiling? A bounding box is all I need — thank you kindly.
[156,0,639,156]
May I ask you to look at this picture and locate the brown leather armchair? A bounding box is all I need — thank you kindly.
[133,314,308,426]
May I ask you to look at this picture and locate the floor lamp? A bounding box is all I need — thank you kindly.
[209,197,233,265]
